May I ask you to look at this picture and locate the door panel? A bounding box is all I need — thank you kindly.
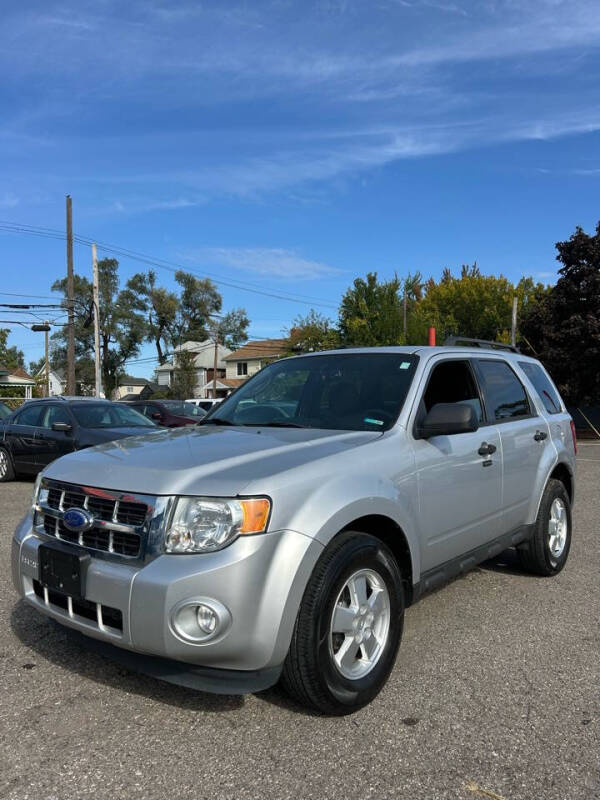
[473,358,546,532]
[5,405,44,472]
[498,417,549,531]
[413,429,503,571]
[410,357,503,572]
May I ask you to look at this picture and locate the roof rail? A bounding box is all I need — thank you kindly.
[30,395,107,402]
[30,396,68,402]
[443,336,520,353]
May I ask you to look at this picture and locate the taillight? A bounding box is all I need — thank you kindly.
[569,420,577,455]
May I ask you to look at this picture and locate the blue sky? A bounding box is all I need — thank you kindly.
[1,0,599,376]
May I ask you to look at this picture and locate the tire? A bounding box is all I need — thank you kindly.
[0,447,15,482]
[517,478,572,576]
[281,531,404,715]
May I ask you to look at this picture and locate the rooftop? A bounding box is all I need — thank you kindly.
[118,375,158,387]
[224,338,289,362]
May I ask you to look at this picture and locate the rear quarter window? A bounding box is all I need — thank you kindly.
[518,361,562,415]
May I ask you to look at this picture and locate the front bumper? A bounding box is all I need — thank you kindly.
[12,514,322,683]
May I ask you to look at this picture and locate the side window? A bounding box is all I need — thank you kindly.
[421,360,483,422]
[518,361,562,414]
[40,405,72,429]
[14,405,43,427]
[475,360,531,421]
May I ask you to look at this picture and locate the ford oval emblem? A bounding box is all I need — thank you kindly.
[63,507,94,533]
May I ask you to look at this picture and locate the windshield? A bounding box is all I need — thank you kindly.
[0,403,11,420]
[72,403,156,429]
[205,352,418,431]
[161,401,206,418]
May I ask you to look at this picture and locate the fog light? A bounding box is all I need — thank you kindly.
[170,598,231,644]
[196,604,217,634]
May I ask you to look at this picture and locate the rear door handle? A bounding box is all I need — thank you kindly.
[478,442,497,456]
[533,430,548,442]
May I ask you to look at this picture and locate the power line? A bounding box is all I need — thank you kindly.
[0,303,64,309]
[0,219,338,309]
[0,291,63,300]
[0,319,67,327]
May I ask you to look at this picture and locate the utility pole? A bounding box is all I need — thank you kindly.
[212,333,219,399]
[511,296,518,348]
[66,195,75,395]
[44,321,50,397]
[92,243,102,398]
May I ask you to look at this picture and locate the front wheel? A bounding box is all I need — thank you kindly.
[0,447,15,482]
[517,478,572,576]
[281,531,404,715]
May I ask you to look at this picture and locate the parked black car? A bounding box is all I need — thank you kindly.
[120,399,206,427]
[0,397,159,482]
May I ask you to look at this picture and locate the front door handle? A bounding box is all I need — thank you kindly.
[533,430,548,442]
[478,442,497,456]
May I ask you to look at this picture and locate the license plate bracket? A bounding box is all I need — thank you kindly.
[38,542,91,599]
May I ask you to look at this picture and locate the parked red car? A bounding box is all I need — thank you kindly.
[120,400,206,427]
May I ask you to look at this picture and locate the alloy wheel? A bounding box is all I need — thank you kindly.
[329,568,391,680]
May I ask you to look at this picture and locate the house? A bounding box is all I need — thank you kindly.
[222,338,289,390]
[35,365,66,397]
[0,365,36,400]
[154,340,231,398]
[114,375,161,401]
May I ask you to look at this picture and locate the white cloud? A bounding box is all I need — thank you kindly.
[199,247,341,279]
[4,0,600,212]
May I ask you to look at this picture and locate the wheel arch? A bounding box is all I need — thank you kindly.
[549,461,573,503]
[533,457,575,522]
[339,514,416,605]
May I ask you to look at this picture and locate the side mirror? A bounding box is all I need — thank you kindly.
[52,421,72,433]
[418,403,478,439]
[151,412,162,420]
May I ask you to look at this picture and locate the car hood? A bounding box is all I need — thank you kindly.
[44,425,381,496]
[82,426,161,443]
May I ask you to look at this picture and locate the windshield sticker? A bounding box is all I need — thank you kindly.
[364,417,384,426]
[400,361,411,369]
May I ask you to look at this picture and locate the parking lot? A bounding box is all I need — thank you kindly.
[1,446,598,800]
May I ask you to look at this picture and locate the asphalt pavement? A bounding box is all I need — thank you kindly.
[1,445,599,799]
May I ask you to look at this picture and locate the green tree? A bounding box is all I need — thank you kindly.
[124,270,178,365]
[172,270,222,344]
[211,308,250,350]
[520,222,600,404]
[171,348,197,399]
[51,258,146,396]
[417,264,546,344]
[0,329,25,369]
[339,273,404,346]
[286,309,340,353]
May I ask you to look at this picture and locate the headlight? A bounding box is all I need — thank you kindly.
[31,473,44,510]
[164,497,271,554]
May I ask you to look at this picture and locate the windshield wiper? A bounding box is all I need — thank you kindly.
[199,417,235,426]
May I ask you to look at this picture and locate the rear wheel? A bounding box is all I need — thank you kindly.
[517,478,572,576]
[0,447,15,482]
[281,531,404,715]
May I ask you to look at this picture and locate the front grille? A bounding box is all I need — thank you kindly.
[39,480,151,559]
[47,485,147,526]
[41,516,140,556]
[32,579,123,632]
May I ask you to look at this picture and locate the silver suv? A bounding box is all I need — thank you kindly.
[12,344,576,714]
